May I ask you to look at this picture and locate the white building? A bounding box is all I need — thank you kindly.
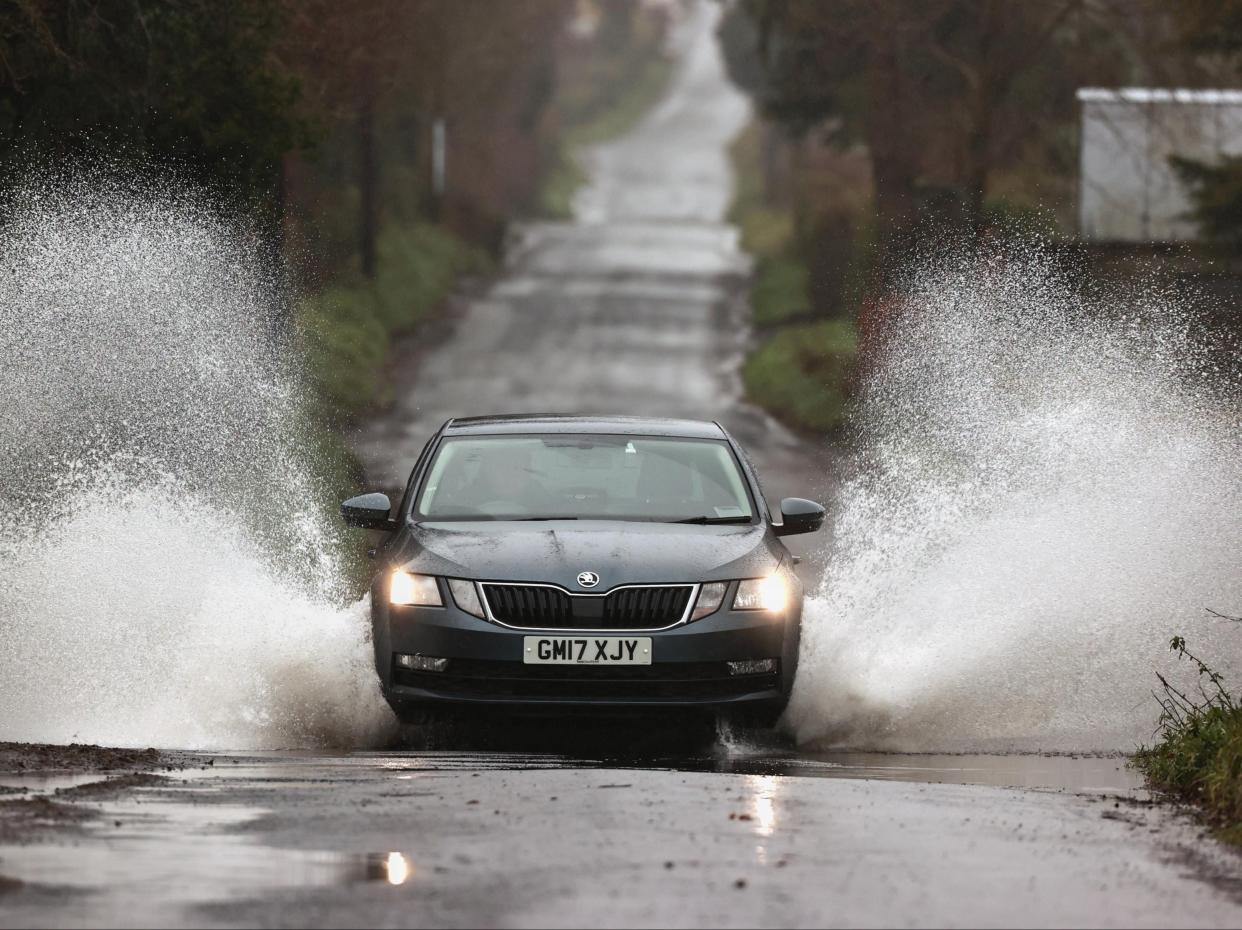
[1078,88,1242,242]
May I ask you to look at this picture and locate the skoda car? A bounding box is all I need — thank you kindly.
[342,414,824,726]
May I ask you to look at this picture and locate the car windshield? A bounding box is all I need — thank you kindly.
[415,434,755,523]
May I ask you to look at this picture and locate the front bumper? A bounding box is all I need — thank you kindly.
[371,591,801,710]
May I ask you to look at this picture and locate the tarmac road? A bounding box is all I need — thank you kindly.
[0,744,1240,929]
[1,4,1239,928]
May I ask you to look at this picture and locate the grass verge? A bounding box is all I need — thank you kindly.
[742,320,857,435]
[751,254,812,327]
[297,222,491,421]
[292,222,491,588]
[1132,631,1242,846]
[729,122,858,434]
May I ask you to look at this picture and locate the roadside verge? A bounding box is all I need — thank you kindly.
[727,122,861,437]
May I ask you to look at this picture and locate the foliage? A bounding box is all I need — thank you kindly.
[298,222,489,420]
[1172,155,1242,249]
[743,320,857,435]
[1162,1,1242,248]
[728,122,795,256]
[370,224,492,333]
[1175,0,1242,57]
[718,0,865,138]
[281,0,569,267]
[729,119,864,429]
[718,0,1134,242]
[751,256,812,327]
[564,54,674,150]
[1133,621,1242,846]
[299,284,390,421]
[0,0,303,211]
[540,155,589,222]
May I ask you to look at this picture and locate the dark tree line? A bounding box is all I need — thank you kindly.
[0,0,573,280]
[1172,0,1242,247]
[719,0,1239,257]
[0,1,302,207]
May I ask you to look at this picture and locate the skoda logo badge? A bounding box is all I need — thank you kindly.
[577,571,600,589]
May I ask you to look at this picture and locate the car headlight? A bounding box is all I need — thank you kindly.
[733,575,788,612]
[389,571,443,607]
[447,578,485,619]
[691,581,727,620]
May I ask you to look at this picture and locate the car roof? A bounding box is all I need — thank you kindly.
[441,413,728,440]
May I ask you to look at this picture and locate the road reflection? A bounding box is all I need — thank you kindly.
[383,852,411,886]
[748,774,779,838]
[362,714,1145,795]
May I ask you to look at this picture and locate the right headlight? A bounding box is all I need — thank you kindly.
[389,571,443,607]
[732,575,789,612]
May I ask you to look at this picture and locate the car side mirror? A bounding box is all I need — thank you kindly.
[341,492,397,531]
[774,497,825,537]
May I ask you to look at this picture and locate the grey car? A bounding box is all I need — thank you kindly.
[342,414,824,727]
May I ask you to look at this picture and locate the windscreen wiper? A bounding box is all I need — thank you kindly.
[510,516,580,521]
[672,515,752,525]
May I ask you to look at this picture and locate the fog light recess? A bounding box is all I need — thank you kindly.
[727,658,777,676]
[396,654,449,673]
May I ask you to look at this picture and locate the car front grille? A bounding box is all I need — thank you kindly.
[480,583,694,630]
[482,584,573,627]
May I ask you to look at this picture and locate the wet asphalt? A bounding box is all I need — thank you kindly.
[2,3,1240,927]
[3,744,1240,929]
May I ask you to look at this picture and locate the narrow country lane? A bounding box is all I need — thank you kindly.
[1,5,1240,928]
[353,2,832,528]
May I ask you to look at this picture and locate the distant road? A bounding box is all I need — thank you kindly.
[353,0,835,547]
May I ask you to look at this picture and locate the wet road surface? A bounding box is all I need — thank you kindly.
[3,3,1240,927]
[3,745,1242,928]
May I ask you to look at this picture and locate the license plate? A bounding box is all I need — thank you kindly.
[523,636,652,665]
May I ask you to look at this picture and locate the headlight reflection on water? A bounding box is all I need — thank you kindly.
[385,852,411,886]
[749,774,779,839]
[746,774,781,866]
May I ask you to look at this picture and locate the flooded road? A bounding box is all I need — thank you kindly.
[2,3,1240,927]
[4,746,1241,929]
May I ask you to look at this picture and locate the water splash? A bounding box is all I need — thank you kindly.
[789,246,1242,752]
[0,175,396,749]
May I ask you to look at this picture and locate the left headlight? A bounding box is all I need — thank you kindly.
[389,571,443,607]
[733,575,788,612]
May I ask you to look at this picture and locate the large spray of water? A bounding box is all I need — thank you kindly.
[0,177,395,749]
[3,175,1237,756]
[789,247,1242,752]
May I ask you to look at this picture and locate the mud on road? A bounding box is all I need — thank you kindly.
[0,743,205,846]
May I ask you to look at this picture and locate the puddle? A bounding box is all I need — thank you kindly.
[190,744,1148,795]
[221,747,1145,795]
[0,794,414,926]
[762,751,1146,795]
[0,835,413,894]
[0,746,1151,926]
